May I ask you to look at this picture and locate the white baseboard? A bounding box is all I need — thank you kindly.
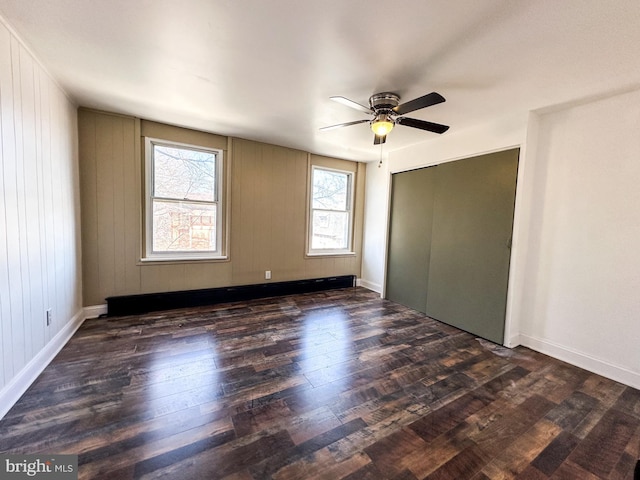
[84,304,107,319]
[519,333,640,390]
[506,333,522,348]
[358,279,382,294]
[0,307,95,420]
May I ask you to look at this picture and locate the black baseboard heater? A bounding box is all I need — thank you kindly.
[105,275,356,317]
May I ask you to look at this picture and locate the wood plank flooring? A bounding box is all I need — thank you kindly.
[1,287,639,479]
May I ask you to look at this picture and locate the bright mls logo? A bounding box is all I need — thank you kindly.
[0,455,77,479]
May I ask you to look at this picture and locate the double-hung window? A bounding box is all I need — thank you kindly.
[308,166,354,255]
[145,138,224,260]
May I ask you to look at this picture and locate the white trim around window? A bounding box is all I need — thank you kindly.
[307,165,355,256]
[143,137,226,261]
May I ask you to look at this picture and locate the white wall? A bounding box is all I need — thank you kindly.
[517,89,640,389]
[0,18,82,418]
[361,92,640,389]
[360,156,390,293]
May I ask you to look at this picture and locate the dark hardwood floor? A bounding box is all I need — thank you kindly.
[1,287,638,479]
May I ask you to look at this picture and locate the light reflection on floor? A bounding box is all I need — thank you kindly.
[298,307,352,394]
[145,333,221,417]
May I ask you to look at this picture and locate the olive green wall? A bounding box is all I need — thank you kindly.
[78,109,364,306]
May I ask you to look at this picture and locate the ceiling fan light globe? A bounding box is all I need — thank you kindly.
[371,117,394,136]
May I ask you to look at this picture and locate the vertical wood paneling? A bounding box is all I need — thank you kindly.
[65,99,79,320]
[251,142,267,278]
[0,21,81,397]
[275,150,289,274]
[20,45,45,356]
[0,53,6,385]
[0,25,15,386]
[273,148,303,279]
[292,153,308,276]
[231,138,256,283]
[50,91,63,322]
[230,139,311,285]
[9,36,28,370]
[34,63,46,342]
[78,114,362,305]
[354,162,366,255]
[58,95,82,323]
[78,110,98,304]
[53,92,71,322]
[60,98,78,322]
[67,100,82,317]
[181,262,230,290]
[38,70,54,342]
[122,116,140,293]
[95,114,115,299]
[112,117,126,295]
[254,145,272,274]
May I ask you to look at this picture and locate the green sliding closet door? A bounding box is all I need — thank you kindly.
[385,167,436,312]
[385,149,519,344]
[425,149,518,344]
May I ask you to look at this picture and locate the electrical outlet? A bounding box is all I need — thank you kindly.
[46,308,52,326]
[265,270,271,280]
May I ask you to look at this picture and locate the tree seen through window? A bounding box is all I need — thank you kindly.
[149,142,220,254]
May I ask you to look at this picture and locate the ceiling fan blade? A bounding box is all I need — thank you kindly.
[396,116,449,134]
[374,134,386,145]
[393,92,445,115]
[320,119,370,131]
[330,96,372,114]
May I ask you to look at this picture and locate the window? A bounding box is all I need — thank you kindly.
[308,166,354,254]
[144,138,224,260]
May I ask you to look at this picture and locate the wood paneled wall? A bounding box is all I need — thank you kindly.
[0,22,81,394]
[79,112,142,304]
[78,109,364,306]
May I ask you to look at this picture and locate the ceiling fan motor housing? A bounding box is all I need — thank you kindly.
[369,92,400,111]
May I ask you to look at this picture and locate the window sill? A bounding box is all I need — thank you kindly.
[138,255,229,265]
[306,251,356,258]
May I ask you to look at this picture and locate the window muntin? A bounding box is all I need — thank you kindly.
[309,166,354,254]
[145,138,223,259]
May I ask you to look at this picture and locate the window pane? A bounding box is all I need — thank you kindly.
[152,200,217,252]
[312,169,348,210]
[311,210,349,250]
[154,145,216,201]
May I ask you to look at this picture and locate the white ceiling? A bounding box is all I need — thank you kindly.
[1,0,639,161]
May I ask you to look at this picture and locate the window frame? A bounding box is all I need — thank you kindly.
[143,137,226,261]
[307,165,355,256]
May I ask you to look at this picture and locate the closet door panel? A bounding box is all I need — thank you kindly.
[385,167,436,312]
[425,149,519,344]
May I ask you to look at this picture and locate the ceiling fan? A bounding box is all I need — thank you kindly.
[321,91,449,145]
